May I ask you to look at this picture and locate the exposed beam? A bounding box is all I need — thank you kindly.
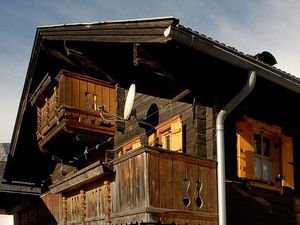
[133,43,176,81]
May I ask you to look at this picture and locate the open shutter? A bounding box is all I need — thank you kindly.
[170,118,182,152]
[237,120,254,179]
[282,135,294,188]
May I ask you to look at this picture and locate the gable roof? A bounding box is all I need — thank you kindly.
[5,16,300,183]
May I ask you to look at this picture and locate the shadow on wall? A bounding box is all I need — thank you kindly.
[7,194,57,225]
[227,183,300,225]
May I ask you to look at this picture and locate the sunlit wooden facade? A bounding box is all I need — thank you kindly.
[2,17,300,225]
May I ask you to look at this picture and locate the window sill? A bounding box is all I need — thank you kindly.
[247,180,282,192]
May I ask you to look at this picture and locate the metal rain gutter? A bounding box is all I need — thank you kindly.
[216,71,256,225]
[164,25,258,225]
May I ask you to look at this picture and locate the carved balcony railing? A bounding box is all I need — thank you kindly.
[30,70,116,156]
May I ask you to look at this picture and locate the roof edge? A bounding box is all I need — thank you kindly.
[164,25,300,95]
[37,16,179,29]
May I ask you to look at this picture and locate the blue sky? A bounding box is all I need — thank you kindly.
[0,0,300,142]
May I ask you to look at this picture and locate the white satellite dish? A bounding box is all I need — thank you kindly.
[124,84,136,120]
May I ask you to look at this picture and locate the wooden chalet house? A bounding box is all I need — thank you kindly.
[2,17,300,225]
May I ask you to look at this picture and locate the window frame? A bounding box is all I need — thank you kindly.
[148,115,183,153]
[236,116,294,191]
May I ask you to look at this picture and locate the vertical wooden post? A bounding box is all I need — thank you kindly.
[79,190,86,225]
[62,197,67,225]
[103,181,112,225]
[53,86,59,112]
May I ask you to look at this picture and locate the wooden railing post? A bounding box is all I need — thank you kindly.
[79,190,86,225]
[62,196,67,225]
[103,181,112,225]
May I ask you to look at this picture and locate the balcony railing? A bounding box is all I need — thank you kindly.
[30,70,116,154]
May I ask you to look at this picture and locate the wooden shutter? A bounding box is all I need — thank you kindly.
[237,120,255,179]
[282,135,294,188]
[132,139,141,150]
[170,118,183,152]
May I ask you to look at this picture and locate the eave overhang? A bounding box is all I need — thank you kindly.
[164,25,300,95]
[5,16,300,184]
[4,17,179,182]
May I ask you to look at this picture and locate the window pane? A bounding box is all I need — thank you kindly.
[263,137,271,157]
[163,133,170,149]
[263,159,273,181]
[254,157,262,179]
[254,134,261,155]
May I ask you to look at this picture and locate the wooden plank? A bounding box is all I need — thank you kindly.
[64,75,72,106]
[173,159,186,210]
[79,79,88,120]
[159,157,174,209]
[282,135,294,188]
[87,81,95,121]
[209,168,217,213]
[186,162,198,212]
[41,27,167,37]
[128,157,136,209]
[199,167,210,213]
[148,154,160,208]
[109,87,115,114]
[137,153,146,208]
[71,77,80,118]
[95,83,103,107]
[103,86,110,112]
[59,74,65,105]
[113,164,121,213]
[39,18,177,32]
[237,120,254,179]
[121,159,130,211]
[49,165,110,194]
[42,35,171,43]
[95,83,103,124]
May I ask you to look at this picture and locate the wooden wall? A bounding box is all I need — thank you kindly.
[42,193,64,224]
[114,92,214,158]
[112,147,218,225]
[112,152,147,223]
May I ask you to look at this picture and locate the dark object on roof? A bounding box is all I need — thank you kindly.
[254,51,277,66]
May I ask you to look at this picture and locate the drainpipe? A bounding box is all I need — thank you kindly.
[216,70,256,225]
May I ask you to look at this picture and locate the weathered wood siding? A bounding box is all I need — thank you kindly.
[42,193,64,224]
[112,147,218,225]
[114,92,213,158]
[112,152,147,223]
[57,70,115,125]
[147,149,218,225]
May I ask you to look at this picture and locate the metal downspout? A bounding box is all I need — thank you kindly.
[216,70,256,225]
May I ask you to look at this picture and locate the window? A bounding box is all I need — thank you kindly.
[119,137,141,157]
[254,134,273,182]
[148,115,183,152]
[237,116,294,189]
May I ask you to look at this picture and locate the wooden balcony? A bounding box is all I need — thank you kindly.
[30,70,116,160]
[112,146,218,225]
[41,146,217,225]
